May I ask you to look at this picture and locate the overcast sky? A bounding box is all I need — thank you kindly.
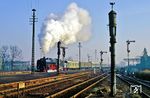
[0,0,150,65]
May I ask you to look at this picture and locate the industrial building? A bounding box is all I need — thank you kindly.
[122,48,150,74]
[1,61,30,71]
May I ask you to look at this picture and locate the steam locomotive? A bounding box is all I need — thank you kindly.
[36,57,57,72]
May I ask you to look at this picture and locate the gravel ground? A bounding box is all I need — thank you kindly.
[85,76,130,98]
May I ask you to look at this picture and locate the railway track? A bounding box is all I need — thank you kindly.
[117,74,150,98]
[47,73,108,98]
[0,71,92,98]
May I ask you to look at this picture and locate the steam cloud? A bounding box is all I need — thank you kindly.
[38,2,92,54]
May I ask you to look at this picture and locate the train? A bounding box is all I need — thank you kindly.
[36,57,93,72]
[36,57,57,72]
[66,61,92,70]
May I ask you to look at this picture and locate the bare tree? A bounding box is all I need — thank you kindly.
[0,46,10,70]
[10,46,22,70]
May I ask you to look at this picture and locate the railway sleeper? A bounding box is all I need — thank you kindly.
[48,73,106,98]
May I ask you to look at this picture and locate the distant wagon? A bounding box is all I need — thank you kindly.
[66,61,92,70]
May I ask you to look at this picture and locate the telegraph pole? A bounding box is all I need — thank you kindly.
[100,51,107,72]
[126,40,135,67]
[109,2,117,96]
[95,49,97,62]
[30,9,37,73]
[87,54,90,62]
[78,42,81,69]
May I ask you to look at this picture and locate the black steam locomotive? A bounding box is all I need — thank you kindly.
[36,57,57,72]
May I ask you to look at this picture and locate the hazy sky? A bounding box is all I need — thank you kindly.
[0,0,150,65]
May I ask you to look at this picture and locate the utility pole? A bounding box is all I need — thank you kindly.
[30,9,37,73]
[87,54,90,62]
[57,41,61,74]
[126,40,135,67]
[100,51,107,72]
[95,49,97,62]
[78,42,81,69]
[109,2,117,96]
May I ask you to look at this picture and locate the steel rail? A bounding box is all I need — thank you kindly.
[2,72,91,97]
[48,73,106,98]
[0,72,90,95]
[71,75,108,98]
[117,74,150,98]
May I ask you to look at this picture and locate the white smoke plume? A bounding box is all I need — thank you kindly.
[38,2,92,54]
